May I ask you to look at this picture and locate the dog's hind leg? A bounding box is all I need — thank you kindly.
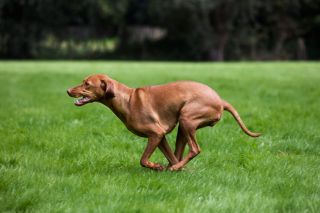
[174,125,188,161]
[169,119,201,171]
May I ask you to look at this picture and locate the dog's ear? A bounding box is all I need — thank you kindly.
[100,80,115,99]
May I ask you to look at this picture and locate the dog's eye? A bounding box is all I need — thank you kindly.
[84,82,89,86]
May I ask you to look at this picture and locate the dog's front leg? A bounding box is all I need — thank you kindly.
[140,135,165,171]
[158,137,179,166]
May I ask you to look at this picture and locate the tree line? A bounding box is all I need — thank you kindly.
[0,0,319,60]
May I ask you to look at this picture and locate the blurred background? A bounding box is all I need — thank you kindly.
[0,0,319,61]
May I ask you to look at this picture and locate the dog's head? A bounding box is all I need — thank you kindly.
[67,74,115,106]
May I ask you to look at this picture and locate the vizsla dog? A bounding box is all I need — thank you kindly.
[67,74,261,171]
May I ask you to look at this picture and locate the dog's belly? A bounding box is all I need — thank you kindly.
[125,114,178,137]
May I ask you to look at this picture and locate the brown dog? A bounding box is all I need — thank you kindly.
[67,74,261,171]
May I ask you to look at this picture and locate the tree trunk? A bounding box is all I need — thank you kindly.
[274,31,287,59]
[216,32,229,61]
[297,37,307,60]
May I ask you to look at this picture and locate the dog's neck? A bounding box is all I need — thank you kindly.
[100,80,133,123]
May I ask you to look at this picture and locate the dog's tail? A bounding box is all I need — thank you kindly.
[223,100,261,138]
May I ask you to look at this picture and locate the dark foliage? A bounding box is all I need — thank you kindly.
[0,0,319,60]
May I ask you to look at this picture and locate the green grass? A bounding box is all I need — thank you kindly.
[1,61,319,212]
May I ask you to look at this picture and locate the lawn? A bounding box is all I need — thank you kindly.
[0,61,319,212]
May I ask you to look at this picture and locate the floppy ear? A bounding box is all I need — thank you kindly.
[100,80,115,99]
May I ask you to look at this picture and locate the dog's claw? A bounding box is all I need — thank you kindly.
[153,163,165,171]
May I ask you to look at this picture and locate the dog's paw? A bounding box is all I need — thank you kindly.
[168,164,184,171]
[153,163,165,171]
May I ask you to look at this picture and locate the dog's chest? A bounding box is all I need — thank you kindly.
[124,121,149,137]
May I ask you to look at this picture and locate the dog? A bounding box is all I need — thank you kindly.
[67,74,261,171]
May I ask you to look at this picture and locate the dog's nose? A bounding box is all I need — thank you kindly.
[67,89,72,96]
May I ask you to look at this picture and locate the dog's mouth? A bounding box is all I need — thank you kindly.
[74,96,92,106]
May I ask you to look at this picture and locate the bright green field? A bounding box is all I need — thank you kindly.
[1,61,319,212]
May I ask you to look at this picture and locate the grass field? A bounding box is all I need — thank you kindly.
[1,61,319,212]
